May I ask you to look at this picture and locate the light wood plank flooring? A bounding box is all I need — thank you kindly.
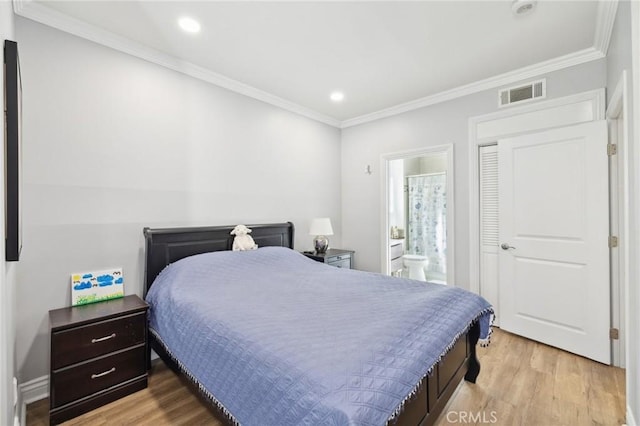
[27,329,625,425]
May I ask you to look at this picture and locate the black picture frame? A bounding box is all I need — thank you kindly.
[4,40,22,262]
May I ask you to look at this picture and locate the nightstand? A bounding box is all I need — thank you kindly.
[49,295,148,425]
[303,248,355,269]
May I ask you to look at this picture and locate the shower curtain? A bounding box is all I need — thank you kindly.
[407,173,447,278]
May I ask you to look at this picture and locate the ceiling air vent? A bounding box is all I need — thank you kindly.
[498,79,546,108]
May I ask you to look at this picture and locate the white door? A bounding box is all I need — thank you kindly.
[498,121,610,364]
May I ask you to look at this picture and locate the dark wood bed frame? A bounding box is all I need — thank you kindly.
[143,222,480,426]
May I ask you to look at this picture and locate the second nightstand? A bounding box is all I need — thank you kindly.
[303,248,355,269]
[49,295,148,425]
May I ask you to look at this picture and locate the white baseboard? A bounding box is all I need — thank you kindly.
[17,375,48,426]
[629,405,637,426]
[20,375,49,405]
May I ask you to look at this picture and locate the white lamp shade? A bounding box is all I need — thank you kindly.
[309,218,334,236]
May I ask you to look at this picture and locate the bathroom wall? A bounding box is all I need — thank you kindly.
[419,154,447,174]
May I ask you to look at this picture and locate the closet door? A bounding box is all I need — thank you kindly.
[479,145,499,325]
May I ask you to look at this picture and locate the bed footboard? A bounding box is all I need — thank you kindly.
[149,322,481,426]
[393,321,481,426]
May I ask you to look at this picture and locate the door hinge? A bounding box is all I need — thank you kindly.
[607,143,618,156]
[609,236,619,248]
[610,328,619,340]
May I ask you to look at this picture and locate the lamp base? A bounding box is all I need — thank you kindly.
[313,235,329,254]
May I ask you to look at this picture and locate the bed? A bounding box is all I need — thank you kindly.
[143,222,492,426]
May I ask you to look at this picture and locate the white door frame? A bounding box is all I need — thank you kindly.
[468,89,605,293]
[629,2,640,422]
[469,88,633,364]
[468,90,619,356]
[606,71,630,368]
[380,144,455,284]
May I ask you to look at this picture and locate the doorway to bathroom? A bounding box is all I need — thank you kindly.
[381,145,454,285]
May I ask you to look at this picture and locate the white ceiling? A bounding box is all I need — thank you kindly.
[18,1,608,126]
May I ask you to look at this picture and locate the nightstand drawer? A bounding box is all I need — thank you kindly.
[303,249,354,270]
[51,345,146,407]
[329,258,351,268]
[51,313,145,370]
[329,254,350,262]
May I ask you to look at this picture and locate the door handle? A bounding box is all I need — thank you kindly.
[501,243,516,250]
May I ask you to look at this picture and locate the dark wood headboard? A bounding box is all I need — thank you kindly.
[143,222,295,296]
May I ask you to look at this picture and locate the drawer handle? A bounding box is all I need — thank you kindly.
[91,333,116,343]
[91,367,116,379]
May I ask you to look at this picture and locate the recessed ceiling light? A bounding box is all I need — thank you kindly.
[330,91,344,102]
[178,17,201,33]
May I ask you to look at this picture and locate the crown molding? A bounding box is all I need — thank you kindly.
[13,0,342,128]
[14,0,617,130]
[341,47,604,129]
[343,0,617,128]
[594,0,619,55]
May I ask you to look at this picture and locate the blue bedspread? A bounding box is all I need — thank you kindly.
[146,247,492,426]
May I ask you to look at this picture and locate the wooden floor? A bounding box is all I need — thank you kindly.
[27,329,626,426]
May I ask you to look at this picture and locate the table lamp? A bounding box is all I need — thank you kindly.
[309,218,333,254]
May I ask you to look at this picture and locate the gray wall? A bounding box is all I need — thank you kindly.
[341,59,607,284]
[0,3,17,424]
[15,17,342,383]
[606,0,638,420]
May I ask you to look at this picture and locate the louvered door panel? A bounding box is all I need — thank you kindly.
[479,145,499,324]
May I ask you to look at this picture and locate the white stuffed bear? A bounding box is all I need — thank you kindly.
[230,224,258,251]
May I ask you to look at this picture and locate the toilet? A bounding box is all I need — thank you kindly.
[402,255,429,281]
